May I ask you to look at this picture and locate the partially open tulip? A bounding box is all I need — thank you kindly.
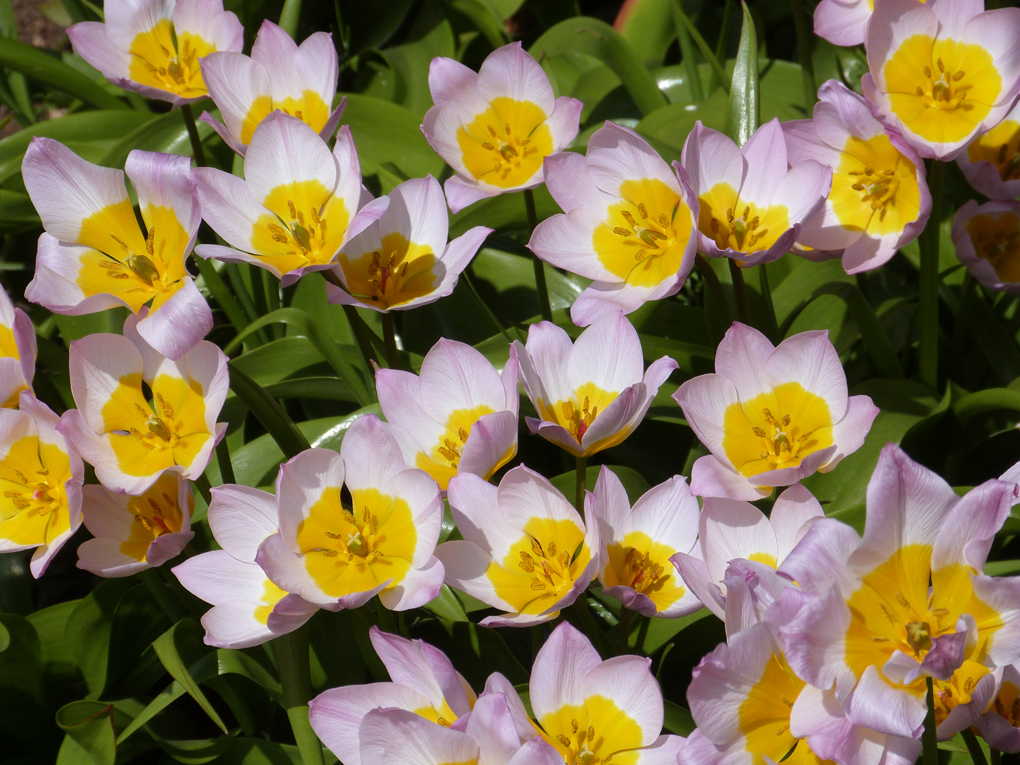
[22,140,210,360]
[590,466,702,618]
[958,101,1020,199]
[257,414,445,612]
[514,311,677,458]
[0,288,35,408]
[200,20,343,157]
[674,322,878,501]
[529,121,698,325]
[681,119,831,266]
[784,80,930,274]
[172,485,318,648]
[377,338,518,491]
[67,0,242,106]
[951,200,1020,293]
[436,465,599,627]
[862,0,1020,160]
[77,472,194,577]
[58,314,228,495]
[327,175,492,312]
[194,112,367,285]
[421,42,582,213]
[976,663,1020,752]
[0,392,83,577]
[813,0,874,47]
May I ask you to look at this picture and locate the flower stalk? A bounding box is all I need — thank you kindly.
[918,159,945,388]
[525,188,553,322]
[274,626,325,765]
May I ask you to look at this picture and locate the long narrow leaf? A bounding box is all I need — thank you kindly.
[0,37,126,110]
[151,621,229,735]
[725,2,759,146]
[228,364,311,460]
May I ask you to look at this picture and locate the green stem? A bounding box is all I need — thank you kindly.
[575,455,587,514]
[918,160,945,389]
[140,568,188,623]
[618,607,631,655]
[376,599,398,634]
[193,257,250,337]
[757,263,779,342]
[696,254,732,334]
[962,728,988,765]
[951,273,976,370]
[382,313,401,370]
[670,0,729,93]
[215,437,235,486]
[711,0,733,93]
[180,103,206,168]
[571,598,607,658]
[728,259,752,325]
[922,677,939,765]
[991,749,1002,765]
[789,0,817,108]
[463,268,515,343]
[672,7,704,102]
[278,0,302,37]
[274,627,325,765]
[524,189,553,322]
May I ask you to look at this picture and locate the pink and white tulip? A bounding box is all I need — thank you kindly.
[22,140,210,360]
[951,199,1020,294]
[957,100,1020,199]
[422,42,582,213]
[0,287,35,408]
[673,322,878,501]
[514,311,677,458]
[681,119,831,266]
[529,121,698,325]
[200,20,343,157]
[975,663,1020,752]
[812,0,874,48]
[328,175,492,312]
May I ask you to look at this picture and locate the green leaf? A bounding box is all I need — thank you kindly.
[635,607,713,655]
[152,620,229,735]
[725,1,759,146]
[0,37,127,110]
[66,579,138,698]
[101,107,215,168]
[663,700,696,736]
[636,90,729,153]
[55,701,134,765]
[615,0,676,69]
[549,464,651,503]
[0,620,8,652]
[228,363,312,460]
[444,0,508,50]
[26,600,82,690]
[216,738,305,764]
[423,585,471,623]
[378,0,455,117]
[953,387,1020,426]
[0,614,53,758]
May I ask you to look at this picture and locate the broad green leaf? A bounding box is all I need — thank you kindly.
[66,579,137,698]
[663,700,696,736]
[101,107,215,167]
[635,607,716,655]
[216,738,305,764]
[339,93,444,184]
[0,614,52,758]
[338,0,418,53]
[379,0,455,117]
[228,364,312,460]
[26,600,82,690]
[953,387,1020,425]
[0,37,127,110]
[0,620,8,652]
[0,548,31,615]
[423,585,471,623]
[55,701,133,765]
[637,90,729,153]
[615,0,676,69]
[725,1,759,146]
[154,732,241,765]
[550,465,651,504]
[152,620,229,734]
[445,0,508,49]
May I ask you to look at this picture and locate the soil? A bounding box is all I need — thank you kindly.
[3,0,69,137]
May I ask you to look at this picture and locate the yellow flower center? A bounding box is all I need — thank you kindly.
[967,119,1020,182]
[988,679,1020,728]
[542,697,642,765]
[128,19,214,99]
[538,383,620,454]
[254,578,288,625]
[339,232,439,310]
[414,405,515,491]
[831,134,921,237]
[738,654,816,765]
[965,210,1020,283]
[119,472,190,561]
[0,436,71,546]
[456,97,554,188]
[932,660,992,726]
[241,92,330,145]
[697,183,790,255]
[603,531,688,614]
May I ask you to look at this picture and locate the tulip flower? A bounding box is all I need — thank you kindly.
[514,311,677,458]
[529,121,698,325]
[256,414,445,612]
[377,338,518,491]
[310,626,476,765]
[951,200,1020,293]
[783,80,931,274]
[589,466,702,618]
[957,101,1020,199]
[531,622,684,763]
[194,112,367,285]
[813,0,873,47]
[22,140,211,360]
[77,472,194,577]
[421,42,582,213]
[436,465,599,627]
[862,0,1020,160]
[976,663,1020,752]
[779,444,1020,740]
[58,314,228,495]
[172,485,318,648]
[0,288,35,408]
[327,175,492,312]
[0,392,83,577]
[67,0,242,106]
[673,323,878,501]
[680,119,831,266]
[200,20,343,157]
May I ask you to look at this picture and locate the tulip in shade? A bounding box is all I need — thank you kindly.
[514,311,677,458]
[590,466,702,618]
[976,664,1020,752]
[436,465,599,627]
[200,20,343,157]
[256,414,445,612]
[58,315,229,495]
[529,121,698,325]
[673,323,878,501]
[0,287,36,408]
[958,100,1020,199]
[310,626,477,765]
[421,42,582,213]
[681,119,831,266]
[172,485,318,648]
[813,0,875,47]
[377,338,518,491]
[77,472,194,578]
[194,112,367,285]
[862,0,1020,160]
[951,200,1020,293]
[22,140,211,360]
[328,175,492,312]
[783,80,930,274]
[67,0,242,106]
[0,392,83,577]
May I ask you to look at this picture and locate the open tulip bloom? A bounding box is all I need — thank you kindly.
[0,392,83,578]
[862,0,1020,160]
[529,121,698,326]
[681,119,831,266]
[67,0,242,106]
[958,99,1020,199]
[256,414,445,612]
[783,80,931,274]
[951,199,1020,293]
[0,288,35,409]
[328,175,492,312]
[674,323,878,501]
[59,315,229,496]
[377,338,518,491]
[813,0,874,48]
[200,20,343,157]
[173,485,318,648]
[421,42,582,213]
[514,311,677,458]
[194,112,368,285]
[975,663,1020,752]
[22,140,210,360]
[436,465,599,627]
